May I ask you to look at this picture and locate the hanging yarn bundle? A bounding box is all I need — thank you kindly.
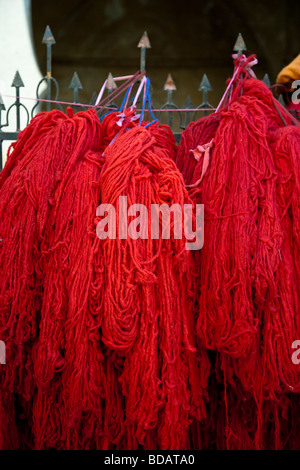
[261,124,300,395]
[31,150,106,450]
[211,80,300,406]
[97,119,210,450]
[0,107,103,449]
[270,125,300,290]
[176,52,300,448]
[215,79,299,397]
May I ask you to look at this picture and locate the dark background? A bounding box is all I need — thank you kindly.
[31,0,300,110]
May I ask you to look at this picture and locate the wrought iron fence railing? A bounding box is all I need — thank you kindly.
[0,27,277,171]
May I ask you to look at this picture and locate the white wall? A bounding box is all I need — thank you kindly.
[0,0,43,166]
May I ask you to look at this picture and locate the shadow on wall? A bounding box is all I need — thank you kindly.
[31,0,300,110]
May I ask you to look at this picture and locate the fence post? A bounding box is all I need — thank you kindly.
[182,96,194,129]
[69,72,83,113]
[42,25,56,111]
[163,74,178,129]
[11,71,24,132]
[138,31,151,73]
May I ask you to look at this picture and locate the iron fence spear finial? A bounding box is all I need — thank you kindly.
[164,73,176,103]
[263,73,271,87]
[198,73,212,116]
[11,71,25,88]
[69,72,83,112]
[233,33,247,57]
[106,73,117,93]
[163,74,177,128]
[42,25,56,45]
[42,25,56,76]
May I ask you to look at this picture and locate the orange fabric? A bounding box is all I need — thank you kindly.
[276,54,300,90]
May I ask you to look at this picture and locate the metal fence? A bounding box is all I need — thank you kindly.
[0,27,274,171]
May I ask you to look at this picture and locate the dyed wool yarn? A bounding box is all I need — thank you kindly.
[99,108,178,160]
[177,76,300,448]
[1,71,299,451]
[270,125,300,294]
[98,123,210,450]
[190,92,267,360]
[177,78,298,382]
[0,105,209,450]
[0,108,103,449]
[215,83,300,402]
[262,125,300,395]
[189,353,298,450]
[31,149,105,450]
